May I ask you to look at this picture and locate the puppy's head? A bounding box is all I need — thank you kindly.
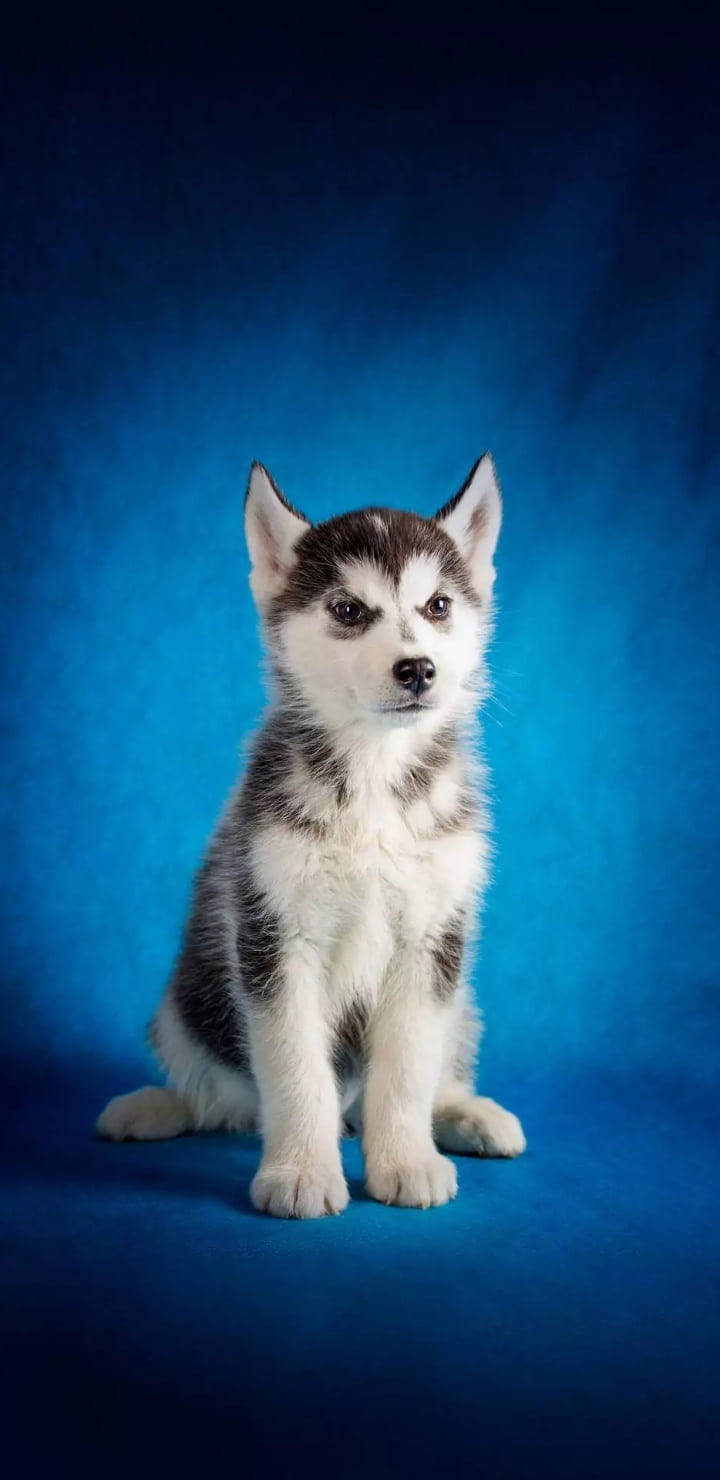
[244,458,501,733]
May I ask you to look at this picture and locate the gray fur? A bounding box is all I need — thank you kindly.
[98,453,527,1214]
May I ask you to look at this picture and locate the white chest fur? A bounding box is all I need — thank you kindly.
[248,778,488,1016]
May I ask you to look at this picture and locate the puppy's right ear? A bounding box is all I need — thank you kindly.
[244,463,310,608]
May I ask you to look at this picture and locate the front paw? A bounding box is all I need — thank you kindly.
[250,1159,349,1219]
[366,1149,458,1209]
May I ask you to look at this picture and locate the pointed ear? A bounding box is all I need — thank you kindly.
[244,463,310,608]
[434,455,502,593]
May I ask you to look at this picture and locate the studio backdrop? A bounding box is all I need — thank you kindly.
[2,15,718,1479]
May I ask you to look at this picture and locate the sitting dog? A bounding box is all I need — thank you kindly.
[97,456,526,1216]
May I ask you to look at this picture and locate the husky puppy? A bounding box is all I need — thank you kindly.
[97,456,526,1216]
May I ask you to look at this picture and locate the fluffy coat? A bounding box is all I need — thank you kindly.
[97,456,526,1216]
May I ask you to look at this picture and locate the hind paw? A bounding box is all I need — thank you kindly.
[96,1087,191,1141]
[435,1096,526,1157]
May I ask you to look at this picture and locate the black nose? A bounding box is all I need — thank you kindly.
[392,656,436,695]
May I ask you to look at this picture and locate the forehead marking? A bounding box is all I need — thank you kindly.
[398,554,444,608]
[340,552,446,620]
[270,504,482,622]
[338,557,393,609]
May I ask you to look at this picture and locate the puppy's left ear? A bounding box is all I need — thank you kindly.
[244,463,311,608]
[434,454,502,594]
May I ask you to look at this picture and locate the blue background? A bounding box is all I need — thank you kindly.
[2,13,718,1477]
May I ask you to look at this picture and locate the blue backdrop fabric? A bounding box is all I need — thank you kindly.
[2,16,719,1478]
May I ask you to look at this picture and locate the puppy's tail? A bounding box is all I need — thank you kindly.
[96,1085,193,1141]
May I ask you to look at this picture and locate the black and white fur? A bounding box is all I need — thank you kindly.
[97,456,526,1216]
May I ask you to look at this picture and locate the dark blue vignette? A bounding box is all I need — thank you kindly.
[1,14,719,1480]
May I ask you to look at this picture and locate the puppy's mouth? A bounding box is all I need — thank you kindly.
[377,701,435,715]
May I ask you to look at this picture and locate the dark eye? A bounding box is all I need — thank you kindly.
[331,599,365,626]
[425,594,451,620]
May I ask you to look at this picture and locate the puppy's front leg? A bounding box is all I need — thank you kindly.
[247,949,348,1219]
[364,951,458,1209]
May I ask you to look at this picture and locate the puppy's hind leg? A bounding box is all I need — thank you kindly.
[433,989,526,1158]
[433,1083,527,1158]
[96,1085,194,1142]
